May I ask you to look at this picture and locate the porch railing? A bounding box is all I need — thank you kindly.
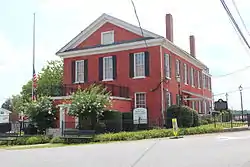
[36,82,130,98]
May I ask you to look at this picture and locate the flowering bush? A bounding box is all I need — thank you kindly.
[69,84,111,129]
[20,96,57,133]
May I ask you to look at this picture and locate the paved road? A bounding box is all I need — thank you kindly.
[1,131,250,167]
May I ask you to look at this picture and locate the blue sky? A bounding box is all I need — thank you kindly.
[0,0,250,110]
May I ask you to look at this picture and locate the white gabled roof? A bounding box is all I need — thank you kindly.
[0,108,12,114]
[56,13,163,54]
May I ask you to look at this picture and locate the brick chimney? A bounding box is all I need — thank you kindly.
[189,35,196,57]
[166,14,173,42]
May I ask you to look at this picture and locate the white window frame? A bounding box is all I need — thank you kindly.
[165,54,170,78]
[134,92,146,108]
[197,71,201,89]
[166,91,171,107]
[191,67,194,87]
[75,60,85,83]
[134,52,145,78]
[103,56,113,81]
[203,74,206,89]
[208,77,211,90]
[101,30,114,45]
[176,59,180,75]
[184,63,188,84]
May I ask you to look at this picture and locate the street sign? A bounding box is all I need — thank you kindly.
[214,99,228,111]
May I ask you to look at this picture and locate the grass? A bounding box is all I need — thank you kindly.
[0,123,248,150]
[0,144,66,150]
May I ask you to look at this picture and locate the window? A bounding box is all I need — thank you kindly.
[101,31,114,45]
[208,77,211,90]
[176,59,180,76]
[0,111,4,114]
[203,74,206,89]
[134,52,145,77]
[197,71,201,88]
[184,63,188,84]
[166,91,171,107]
[103,56,113,80]
[75,60,85,82]
[135,93,146,108]
[192,101,195,110]
[191,67,194,87]
[165,54,170,78]
[198,101,202,113]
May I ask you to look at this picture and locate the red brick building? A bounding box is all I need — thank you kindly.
[53,13,212,128]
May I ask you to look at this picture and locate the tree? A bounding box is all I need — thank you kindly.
[20,59,63,101]
[12,95,25,113]
[1,98,12,111]
[69,84,111,129]
[20,96,57,133]
[37,59,63,96]
[1,95,25,113]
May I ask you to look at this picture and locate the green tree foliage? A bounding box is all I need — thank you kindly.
[1,95,24,113]
[37,59,63,96]
[11,95,24,113]
[69,84,111,129]
[1,98,12,111]
[20,59,63,101]
[20,96,57,133]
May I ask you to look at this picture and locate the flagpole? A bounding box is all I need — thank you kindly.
[32,13,36,100]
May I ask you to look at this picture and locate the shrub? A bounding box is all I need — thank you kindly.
[199,115,214,125]
[50,136,64,144]
[100,110,123,133]
[26,136,43,145]
[221,111,231,122]
[94,125,224,143]
[122,112,133,131]
[192,110,199,127]
[166,105,198,128]
[0,135,51,146]
[200,119,209,125]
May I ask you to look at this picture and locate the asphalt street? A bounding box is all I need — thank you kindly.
[1,131,250,167]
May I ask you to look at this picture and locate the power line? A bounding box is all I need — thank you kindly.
[213,65,250,78]
[220,0,250,49]
[212,0,250,79]
[213,86,250,96]
[231,0,250,36]
[130,0,148,48]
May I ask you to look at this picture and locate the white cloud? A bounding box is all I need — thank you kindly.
[1,0,250,110]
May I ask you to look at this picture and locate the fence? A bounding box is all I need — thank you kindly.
[199,112,249,129]
[1,113,249,135]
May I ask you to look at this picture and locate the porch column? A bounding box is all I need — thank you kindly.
[75,116,79,128]
[58,104,70,135]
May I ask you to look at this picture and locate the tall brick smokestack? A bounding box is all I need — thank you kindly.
[189,35,196,57]
[166,14,173,42]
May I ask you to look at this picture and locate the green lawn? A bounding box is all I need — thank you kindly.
[0,123,248,150]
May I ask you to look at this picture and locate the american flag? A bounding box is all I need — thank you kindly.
[32,66,37,101]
